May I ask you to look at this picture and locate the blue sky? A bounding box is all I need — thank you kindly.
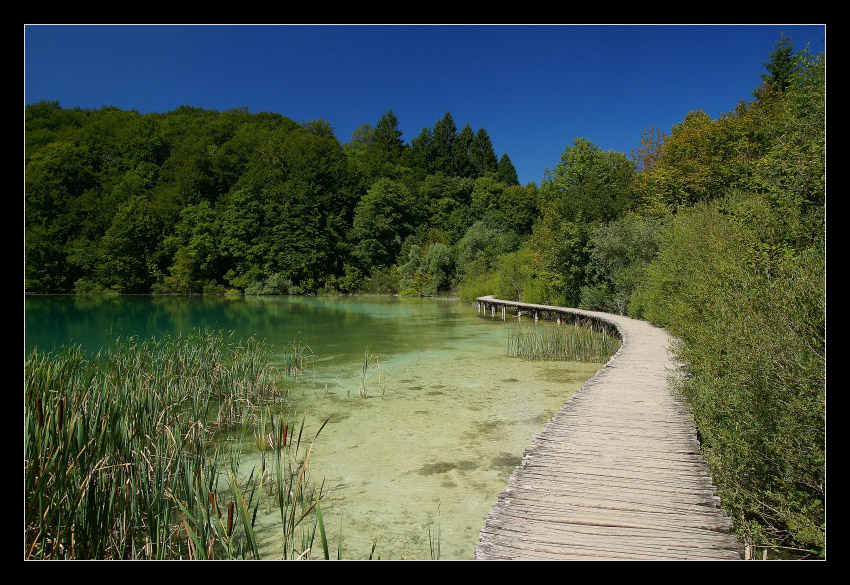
[24,24,826,186]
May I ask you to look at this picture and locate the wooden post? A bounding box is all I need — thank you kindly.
[502,306,506,320]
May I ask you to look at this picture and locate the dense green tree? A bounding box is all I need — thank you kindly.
[527,215,593,307]
[541,137,636,222]
[431,111,457,174]
[24,102,523,295]
[398,240,453,296]
[759,32,797,95]
[579,213,668,314]
[497,153,519,185]
[405,126,435,175]
[95,197,162,293]
[350,178,415,269]
[452,123,475,177]
[373,109,405,161]
[159,201,223,293]
[456,220,520,280]
[417,173,475,244]
[120,114,169,169]
[469,127,499,176]
[25,140,98,292]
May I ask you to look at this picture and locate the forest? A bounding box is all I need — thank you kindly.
[25,36,825,557]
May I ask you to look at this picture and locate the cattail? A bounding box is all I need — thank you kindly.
[209,492,221,518]
[226,502,235,536]
[282,424,288,447]
[35,398,43,427]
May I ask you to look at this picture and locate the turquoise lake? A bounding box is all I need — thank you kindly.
[24,294,603,559]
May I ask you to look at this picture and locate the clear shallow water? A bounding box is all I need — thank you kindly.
[24,295,603,559]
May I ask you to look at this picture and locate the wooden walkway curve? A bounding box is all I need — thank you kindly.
[474,296,742,560]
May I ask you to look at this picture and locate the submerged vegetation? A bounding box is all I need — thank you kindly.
[24,331,329,559]
[507,323,620,363]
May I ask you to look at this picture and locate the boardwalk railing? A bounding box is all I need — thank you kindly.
[474,296,742,560]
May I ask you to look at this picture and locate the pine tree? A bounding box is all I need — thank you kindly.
[759,32,797,94]
[373,109,405,161]
[497,153,520,185]
[452,123,475,177]
[407,126,435,174]
[470,127,498,176]
[432,112,457,174]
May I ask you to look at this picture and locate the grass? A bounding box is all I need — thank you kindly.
[358,347,386,398]
[24,330,329,560]
[506,322,621,363]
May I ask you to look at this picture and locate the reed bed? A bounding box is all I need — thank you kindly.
[506,322,621,363]
[25,330,328,560]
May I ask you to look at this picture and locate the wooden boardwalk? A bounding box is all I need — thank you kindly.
[474,297,742,560]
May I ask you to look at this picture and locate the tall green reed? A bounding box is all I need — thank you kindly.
[24,330,328,559]
[506,322,620,363]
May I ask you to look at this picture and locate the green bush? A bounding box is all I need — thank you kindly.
[632,193,825,556]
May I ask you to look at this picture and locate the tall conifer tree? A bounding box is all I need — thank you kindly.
[374,109,405,161]
[432,112,457,174]
[497,153,520,185]
[759,32,797,94]
[407,126,435,174]
[470,127,498,176]
[452,123,475,177]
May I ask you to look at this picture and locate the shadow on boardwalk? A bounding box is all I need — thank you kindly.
[474,297,743,560]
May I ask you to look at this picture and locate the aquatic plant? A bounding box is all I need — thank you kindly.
[359,348,386,398]
[279,337,314,382]
[24,330,329,559]
[428,503,442,560]
[506,322,620,363]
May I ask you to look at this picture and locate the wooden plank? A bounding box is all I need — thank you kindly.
[475,297,742,560]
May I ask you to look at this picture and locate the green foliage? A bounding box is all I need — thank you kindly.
[457,246,541,304]
[351,178,416,269]
[456,220,520,281]
[541,137,636,224]
[470,178,540,236]
[373,109,405,162]
[398,241,454,296]
[158,201,223,293]
[431,111,458,173]
[579,213,668,314]
[631,194,824,556]
[452,123,476,177]
[360,265,400,294]
[25,103,518,296]
[526,214,592,307]
[96,196,163,293]
[758,32,798,95]
[469,127,499,176]
[497,153,520,186]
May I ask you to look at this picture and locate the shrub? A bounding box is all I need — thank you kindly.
[632,193,825,556]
